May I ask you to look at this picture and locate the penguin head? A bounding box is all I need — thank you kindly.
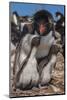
[33,10,54,36]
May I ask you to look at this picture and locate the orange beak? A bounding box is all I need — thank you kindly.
[39,24,46,34]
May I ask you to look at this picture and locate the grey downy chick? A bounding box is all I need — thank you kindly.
[15,33,40,90]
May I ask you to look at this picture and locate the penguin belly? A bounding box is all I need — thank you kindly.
[36,31,54,58]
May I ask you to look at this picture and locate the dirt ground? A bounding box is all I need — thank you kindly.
[10,50,65,97]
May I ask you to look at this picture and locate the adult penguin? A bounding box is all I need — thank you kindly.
[33,10,59,86]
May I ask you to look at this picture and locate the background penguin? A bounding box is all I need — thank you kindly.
[11,11,21,46]
[55,12,65,57]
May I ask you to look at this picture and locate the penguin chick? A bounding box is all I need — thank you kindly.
[40,54,56,86]
[15,34,40,90]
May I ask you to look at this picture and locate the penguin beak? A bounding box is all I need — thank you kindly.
[39,24,46,35]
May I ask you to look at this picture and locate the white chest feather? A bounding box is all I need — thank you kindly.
[36,31,54,58]
[13,14,18,25]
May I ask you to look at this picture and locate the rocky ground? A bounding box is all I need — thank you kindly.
[10,46,65,97]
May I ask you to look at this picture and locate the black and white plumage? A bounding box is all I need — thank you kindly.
[14,33,40,90]
[12,10,59,90]
[33,10,55,36]
[11,11,19,27]
[33,10,58,86]
[11,11,21,46]
[55,12,65,57]
[11,11,33,46]
[35,31,57,85]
